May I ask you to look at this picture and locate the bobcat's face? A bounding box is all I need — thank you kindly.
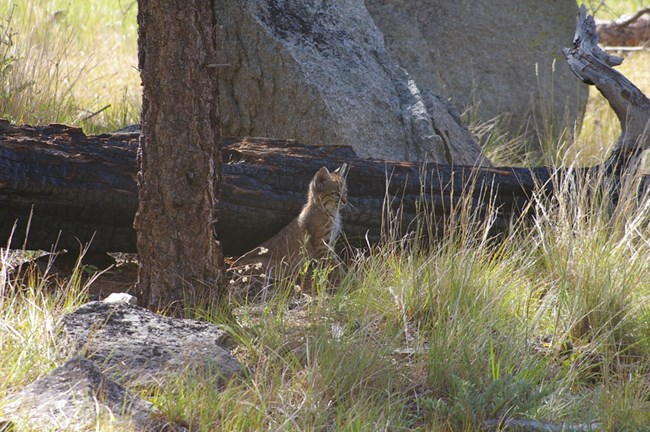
[310,164,348,215]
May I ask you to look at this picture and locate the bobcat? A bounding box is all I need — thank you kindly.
[232,164,349,281]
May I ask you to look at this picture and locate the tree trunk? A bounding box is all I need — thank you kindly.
[136,0,223,312]
[1,8,648,270]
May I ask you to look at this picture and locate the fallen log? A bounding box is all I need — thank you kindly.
[0,120,553,255]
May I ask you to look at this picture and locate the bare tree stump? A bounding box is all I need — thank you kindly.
[563,5,650,173]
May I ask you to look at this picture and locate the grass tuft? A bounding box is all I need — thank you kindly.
[0,0,140,133]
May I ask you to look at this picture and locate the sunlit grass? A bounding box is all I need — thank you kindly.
[0,0,140,133]
[0,250,91,410]
[476,2,650,167]
[5,164,650,429]
[563,2,650,165]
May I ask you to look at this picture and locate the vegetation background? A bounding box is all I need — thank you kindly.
[0,0,650,430]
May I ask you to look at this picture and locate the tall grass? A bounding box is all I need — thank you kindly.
[6,165,650,430]
[0,0,140,133]
[0,248,93,417]
[140,164,650,431]
[570,36,650,165]
[568,1,650,165]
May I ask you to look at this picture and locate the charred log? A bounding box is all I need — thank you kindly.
[0,120,553,256]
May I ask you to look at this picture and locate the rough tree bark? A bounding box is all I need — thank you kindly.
[137,0,223,312]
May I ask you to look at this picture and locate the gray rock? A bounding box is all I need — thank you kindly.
[367,0,588,146]
[215,0,490,165]
[63,301,242,387]
[1,357,184,431]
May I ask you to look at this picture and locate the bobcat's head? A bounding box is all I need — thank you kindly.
[309,164,348,216]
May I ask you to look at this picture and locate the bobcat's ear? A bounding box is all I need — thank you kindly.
[314,166,331,184]
[333,163,348,178]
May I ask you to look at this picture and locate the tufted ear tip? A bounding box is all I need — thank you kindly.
[333,163,348,177]
[314,166,331,183]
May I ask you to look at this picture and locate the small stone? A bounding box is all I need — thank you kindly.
[103,292,138,305]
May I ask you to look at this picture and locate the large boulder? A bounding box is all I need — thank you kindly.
[367,0,588,146]
[1,296,241,430]
[215,0,490,165]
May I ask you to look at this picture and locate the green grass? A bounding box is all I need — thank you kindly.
[0,0,139,133]
[8,168,650,430]
[572,1,650,165]
[0,252,95,415]
[475,46,650,167]
[2,0,650,430]
[570,44,650,165]
[584,0,650,20]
